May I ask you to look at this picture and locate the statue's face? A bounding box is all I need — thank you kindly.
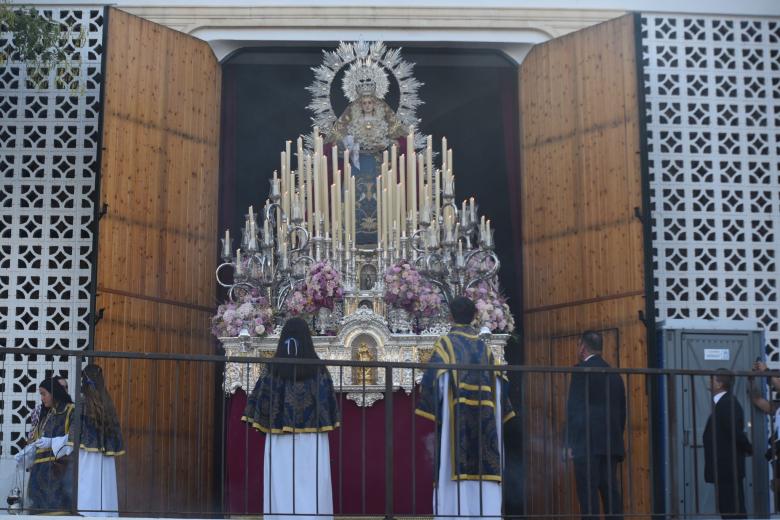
[360,96,375,113]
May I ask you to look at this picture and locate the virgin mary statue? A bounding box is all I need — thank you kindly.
[325,59,406,245]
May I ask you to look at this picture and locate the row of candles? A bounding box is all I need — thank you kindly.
[220,128,496,281]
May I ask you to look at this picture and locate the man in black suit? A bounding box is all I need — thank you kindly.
[703,369,753,519]
[566,330,626,520]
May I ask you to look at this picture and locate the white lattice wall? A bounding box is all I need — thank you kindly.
[0,8,103,459]
[641,15,780,359]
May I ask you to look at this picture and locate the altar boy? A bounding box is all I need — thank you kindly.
[416,296,515,520]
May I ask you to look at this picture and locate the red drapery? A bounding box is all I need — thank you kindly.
[224,389,435,515]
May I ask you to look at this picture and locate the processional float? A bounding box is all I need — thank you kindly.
[215,41,514,406]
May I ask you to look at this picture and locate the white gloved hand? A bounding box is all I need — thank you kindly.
[16,444,36,470]
[33,437,52,449]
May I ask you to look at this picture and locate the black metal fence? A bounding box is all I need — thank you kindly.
[1,346,778,518]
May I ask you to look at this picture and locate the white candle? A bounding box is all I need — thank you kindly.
[441,137,448,173]
[426,135,433,186]
[235,249,242,275]
[222,229,231,258]
[288,170,294,218]
[396,183,402,240]
[386,174,391,246]
[406,156,414,216]
[322,155,330,235]
[434,169,441,221]
[345,164,351,244]
[332,145,339,181]
[271,171,280,199]
[285,139,291,175]
[281,152,288,215]
[347,196,352,252]
[330,184,337,242]
[392,220,399,256]
[344,186,349,249]
[335,169,342,244]
[305,155,313,232]
[377,176,382,249]
[297,137,304,175]
[419,153,426,190]
[350,176,356,246]
[391,145,397,182]
[400,164,407,220]
[400,179,406,232]
[279,191,290,226]
[406,130,414,218]
[382,187,388,249]
[407,126,414,146]
[313,153,320,219]
[251,218,259,250]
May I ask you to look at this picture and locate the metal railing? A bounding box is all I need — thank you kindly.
[1,346,778,518]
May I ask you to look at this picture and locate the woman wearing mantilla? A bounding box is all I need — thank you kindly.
[242,317,341,520]
[71,364,125,516]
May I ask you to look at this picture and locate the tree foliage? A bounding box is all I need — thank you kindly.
[0,2,84,89]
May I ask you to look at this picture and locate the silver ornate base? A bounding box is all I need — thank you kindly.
[221,308,509,407]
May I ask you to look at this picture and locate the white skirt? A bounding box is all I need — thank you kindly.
[264,432,333,520]
[78,449,118,516]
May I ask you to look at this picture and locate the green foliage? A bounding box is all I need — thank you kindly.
[0,2,85,90]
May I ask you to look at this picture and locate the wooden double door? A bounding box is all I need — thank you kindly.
[92,8,650,516]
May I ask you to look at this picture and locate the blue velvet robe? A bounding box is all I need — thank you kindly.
[28,402,74,513]
[242,367,340,434]
[69,412,125,456]
[416,325,515,482]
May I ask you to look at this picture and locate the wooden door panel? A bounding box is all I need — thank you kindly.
[94,7,221,514]
[519,13,651,517]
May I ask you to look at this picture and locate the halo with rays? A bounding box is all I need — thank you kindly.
[305,41,425,151]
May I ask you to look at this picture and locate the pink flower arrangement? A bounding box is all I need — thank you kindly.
[286,260,344,316]
[384,260,443,317]
[418,285,443,318]
[285,288,311,316]
[211,289,274,337]
[465,281,515,333]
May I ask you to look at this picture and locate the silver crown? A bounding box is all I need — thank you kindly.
[343,58,389,102]
[356,77,377,97]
